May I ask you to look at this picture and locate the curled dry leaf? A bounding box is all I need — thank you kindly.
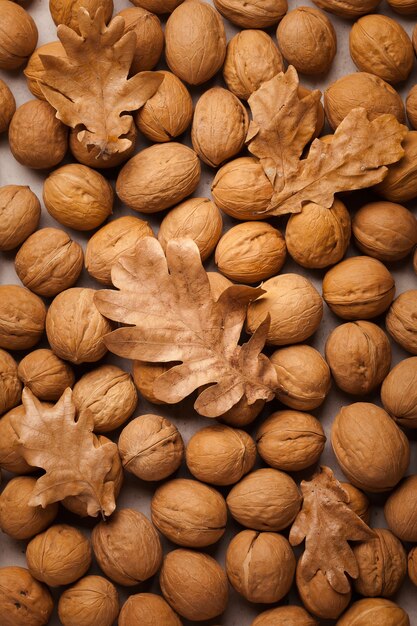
[95,237,277,418]
[39,8,163,160]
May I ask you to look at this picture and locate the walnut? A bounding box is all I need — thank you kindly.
[312,0,381,18]
[118,7,163,73]
[0,78,15,133]
[92,509,162,586]
[49,0,114,31]
[214,0,287,27]
[207,271,232,301]
[58,576,119,626]
[341,482,371,524]
[0,285,46,351]
[252,606,318,626]
[408,547,417,586]
[406,85,417,129]
[118,414,184,481]
[119,593,182,626]
[218,397,265,427]
[132,360,173,404]
[0,566,53,626]
[0,349,21,415]
[388,0,417,12]
[381,357,417,427]
[130,0,183,12]
[24,41,66,100]
[296,566,351,620]
[376,132,417,202]
[69,124,137,169]
[0,405,36,474]
[256,410,326,472]
[151,478,227,547]
[15,228,83,297]
[0,185,41,251]
[385,475,417,541]
[386,290,417,354]
[0,1,38,70]
[18,349,75,402]
[337,598,410,625]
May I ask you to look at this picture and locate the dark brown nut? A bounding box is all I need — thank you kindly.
[217,396,265,427]
[92,508,162,586]
[337,598,410,625]
[386,290,417,354]
[406,85,417,129]
[49,0,114,31]
[160,549,228,621]
[227,468,301,531]
[0,566,53,626]
[0,406,35,474]
[312,0,381,17]
[69,124,137,169]
[214,0,287,28]
[132,360,173,404]
[226,530,295,603]
[0,78,15,133]
[376,132,417,202]
[58,575,119,626]
[119,593,182,626]
[331,402,410,492]
[381,357,417,427]
[118,7,163,73]
[322,257,395,320]
[297,566,351,620]
[0,185,40,251]
[151,478,227,547]
[0,285,46,351]
[15,228,83,297]
[0,1,38,69]
[252,606,318,626]
[256,410,326,472]
[341,482,371,524]
[24,41,66,100]
[408,547,417,586]
[118,414,184,481]
[129,0,183,12]
[388,0,417,12]
[0,349,21,415]
[385,475,417,542]
[18,349,75,402]
[325,321,391,395]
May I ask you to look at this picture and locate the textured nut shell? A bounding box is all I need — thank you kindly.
[226,530,295,603]
[322,256,395,319]
[0,406,34,474]
[151,478,227,547]
[49,0,114,30]
[207,271,232,301]
[385,475,417,541]
[408,547,417,586]
[58,575,119,626]
[336,598,410,625]
[0,349,21,414]
[160,549,228,621]
[69,124,137,169]
[165,1,226,85]
[119,414,184,481]
[118,7,163,73]
[376,131,417,202]
[0,566,53,626]
[297,567,351,620]
[130,0,183,12]
[325,321,391,394]
[18,349,74,402]
[119,593,182,626]
[116,143,200,213]
[132,360,173,404]
[217,396,265,427]
[24,41,66,100]
[15,228,83,297]
[0,185,41,251]
[252,605,318,626]
[0,78,15,133]
[227,468,301,530]
[381,357,417,427]
[324,72,405,130]
[256,410,326,471]
[0,1,38,70]
[407,85,417,129]
[341,482,371,524]
[312,0,381,18]
[46,288,112,364]
[214,0,287,27]
[386,290,417,354]
[331,402,410,492]
[246,274,323,345]
[0,285,46,351]
[388,0,417,12]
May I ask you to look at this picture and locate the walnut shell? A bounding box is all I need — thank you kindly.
[132,360,173,404]
[381,357,417,427]
[227,468,301,531]
[0,1,38,69]
[158,198,222,262]
[388,0,417,13]
[270,345,331,410]
[341,482,371,524]
[0,78,15,133]
[322,256,395,320]
[408,547,417,586]
[49,0,114,31]
[214,0,287,27]
[0,405,36,474]
[252,606,318,626]
[331,402,410,492]
[58,575,119,626]
[324,72,405,130]
[226,530,295,603]
[15,228,83,297]
[119,593,182,626]
[217,396,265,427]
[337,598,410,625]
[312,0,381,18]
[118,7,163,73]
[135,71,193,142]
[0,185,41,251]
[24,41,67,100]
[186,424,256,486]
[0,285,46,351]
[385,475,417,541]
[406,85,417,129]
[18,349,75,402]
[297,567,351,620]
[160,549,228,621]
[376,132,417,202]
[0,349,21,415]
[325,321,391,395]
[246,274,323,345]
[151,478,227,547]
[386,290,417,354]
[43,164,113,231]
[116,143,200,213]
[0,566,53,626]
[118,414,184,481]
[165,1,226,85]
[130,0,183,12]
[46,288,112,364]
[92,508,162,586]
[256,410,326,472]
[70,123,137,169]
[207,271,232,301]
[215,222,286,284]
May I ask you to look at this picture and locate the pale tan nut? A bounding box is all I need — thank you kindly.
[214,0,287,27]
[251,606,318,626]
[385,475,417,542]
[388,0,417,13]
[256,410,326,472]
[151,478,227,547]
[336,598,410,625]
[0,566,53,626]
[0,78,15,133]
[0,406,37,474]
[24,41,66,100]
[132,360,173,404]
[270,345,331,410]
[381,357,417,428]
[43,164,113,231]
[324,72,405,130]
[73,365,137,432]
[26,524,92,587]
[217,397,265,427]
[325,321,391,395]
[312,0,381,18]
[340,482,371,524]
[118,414,184,481]
[296,566,351,620]
[0,476,58,540]
[0,185,40,251]
[0,285,46,351]
[331,402,410,493]
[116,143,200,213]
[386,290,417,354]
[46,288,113,365]
[92,508,162,586]
[85,216,154,286]
[406,85,417,129]
[70,123,137,169]
[246,274,323,346]
[349,15,413,84]
[322,256,395,320]
[15,228,83,297]
[119,593,182,626]
[158,198,222,262]
[160,549,228,621]
[130,0,184,12]
[227,468,301,531]
[0,349,21,415]
[207,271,232,301]
[58,575,119,626]
[49,0,114,31]
[18,349,75,402]
[408,547,417,586]
[376,132,417,203]
[286,199,351,269]
[118,7,163,73]
[215,222,286,284]
[186,424,256,486]
[0,1,38,70]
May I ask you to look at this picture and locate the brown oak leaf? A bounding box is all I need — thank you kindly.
[94,237,278,418]
[11,388,118,518]
[289,466,376,594]
[39,8,163,159]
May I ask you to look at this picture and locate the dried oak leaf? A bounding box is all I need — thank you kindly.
[94,237,277,418]
[247,67,407,216]
[10,387,118,518]
[289,466,376,594]
[39,8,163,159]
